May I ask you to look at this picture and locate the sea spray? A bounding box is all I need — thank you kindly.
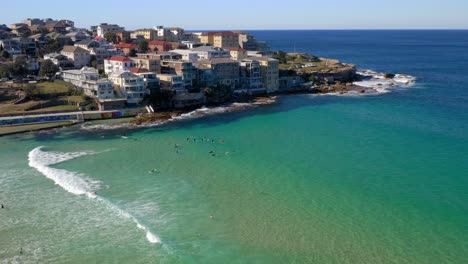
[28,147,161,244]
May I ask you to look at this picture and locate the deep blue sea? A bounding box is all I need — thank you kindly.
[1,30,467,263]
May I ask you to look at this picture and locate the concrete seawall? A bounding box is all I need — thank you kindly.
[0,108,146,127]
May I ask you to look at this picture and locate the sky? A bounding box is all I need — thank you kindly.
[1,0,467,30]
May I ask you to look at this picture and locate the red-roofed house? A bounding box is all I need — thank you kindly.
[115,42,138,56]
[45,21,67,34]
[148,40,172,52]
[104,56,136,74]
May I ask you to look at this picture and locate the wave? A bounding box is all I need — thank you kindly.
[353,70,416,94]
[28,147,161,244]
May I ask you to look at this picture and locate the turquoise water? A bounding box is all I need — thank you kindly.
[1,31,468,263]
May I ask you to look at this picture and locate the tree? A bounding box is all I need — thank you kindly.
[39,59,59,79]
[90,55,98,68]
[138,40,149,53]
[10,56,28,77]
[274,50,287,64]
[104,32,117,43]
[0,50,10,60]
[128,48,137,57]
[0,64,10,78]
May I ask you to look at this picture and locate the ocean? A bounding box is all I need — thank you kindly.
[1,30,467,263]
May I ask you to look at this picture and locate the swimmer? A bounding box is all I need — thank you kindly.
[19,248,23,254]
[210,214,214,220]
[1,204,4,209]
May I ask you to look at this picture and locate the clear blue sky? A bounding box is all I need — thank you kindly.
[2,0,467,30]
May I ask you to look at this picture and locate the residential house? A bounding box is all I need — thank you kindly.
[104,56,136,74]
[62,67,115,99]
[66,31,90,42]
[22,18,44,27]
[45,21,67,33]
[12,26,32,37]
[131,29,156,40]
[11,37,36,54]
[108,71,146,104]
[114,42,138,56]
[170,49,198,62]
[9,23,28,30]
[157,74,185,93]
[148,40,172,52]
[60,45,91,68]
[97,23,125,38]
[131,56,161,73]
[0,39,22,55]
[130,68,160,90]
[44,53,74,69]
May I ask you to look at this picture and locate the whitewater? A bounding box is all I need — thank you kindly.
[27,147,161,244]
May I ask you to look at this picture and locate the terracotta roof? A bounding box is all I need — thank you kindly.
[130,67,149,73]
[107,56,134,62]
[115,42,137,49]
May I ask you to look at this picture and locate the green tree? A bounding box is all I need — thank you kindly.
[10,56,28,77]
[90,55,98,68]
[274,50,287,64]
[128,48,137,57]
[138,40,149,53]
[39,59,60,79]
[104,32,117,43]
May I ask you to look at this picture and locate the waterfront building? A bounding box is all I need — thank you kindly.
[194,58,240,89]
[200,31,240,48]
[238,59,265,94]
[255,56,280,93]
[62,67,115,100]
[108,71,146,104]
[157,74,186,93]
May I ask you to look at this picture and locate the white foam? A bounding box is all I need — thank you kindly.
[353,70,416,95]
[28,147,100,195]
[28,147,161,245]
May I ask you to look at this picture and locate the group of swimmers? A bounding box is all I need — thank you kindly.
[186,136,225,144]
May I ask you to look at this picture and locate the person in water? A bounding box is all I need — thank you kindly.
[1,204,4,209]
[210,214,214,220]
[19,248,23,254]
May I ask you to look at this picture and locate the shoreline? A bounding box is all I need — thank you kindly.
[0,70,416,136]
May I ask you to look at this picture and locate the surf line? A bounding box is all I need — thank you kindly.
[28,146,161,244]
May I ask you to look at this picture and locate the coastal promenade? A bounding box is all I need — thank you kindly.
[0,108,146,127]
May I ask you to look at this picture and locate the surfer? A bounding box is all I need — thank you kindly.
[19,248,23,254]
[210,214,214,220]
[1,204,4,209]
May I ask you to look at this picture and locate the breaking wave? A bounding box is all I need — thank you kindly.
[28,147,161,244]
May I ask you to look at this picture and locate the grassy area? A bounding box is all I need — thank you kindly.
[30,104,79,112]
[35,80,75,95]
[0,121,75,136]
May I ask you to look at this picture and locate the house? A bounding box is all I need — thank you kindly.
[104,56,136,74]
[108,71,146,104]
[160,60,196,88]
[148,40,172,52]
[157,74,185,93]
[0,39,22,55]
[12,26,32,37]
[114,42,138,56]
[66,31,90,42]
[193,58,240,89]
[200,31,240,48]
[60,46,91,68]
[131,57,161,73]
[11,37,36,54]
[170,49,199,62]
[44,53,74,69]
[131,29,156,40]
[130,69,160,90]
[45,21,67,33]
[9,23,28,30]
[238,59,265,95]
[22,18,44,27]
[190,46,231,60]
[62,67,115,100]
[96,23,125,38]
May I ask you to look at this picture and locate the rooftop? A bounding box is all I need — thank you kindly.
[106,56,134,62]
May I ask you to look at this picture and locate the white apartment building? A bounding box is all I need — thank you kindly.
[61,67,115,99]
[104,56,136,75]
[97,23,125,38]
[108,71,146,104]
